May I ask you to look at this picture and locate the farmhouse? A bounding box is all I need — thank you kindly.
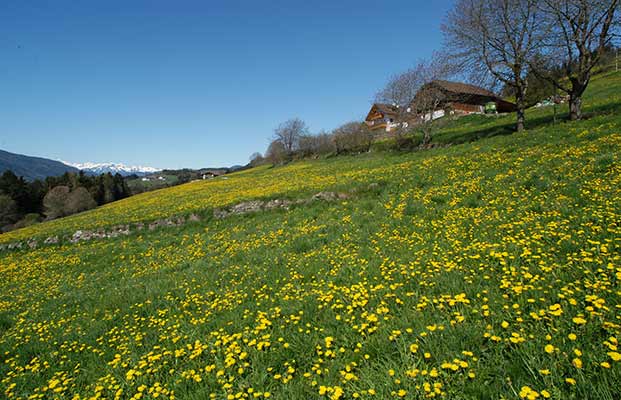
[364,103,401,132]
[201,169,227,180]
[365,81,516,133]
[411,80,516,120]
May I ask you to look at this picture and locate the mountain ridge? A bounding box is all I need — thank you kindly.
[0,149,79,181]
[62,161,161,177]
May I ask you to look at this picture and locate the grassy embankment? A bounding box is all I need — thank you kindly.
[0,69,620,399]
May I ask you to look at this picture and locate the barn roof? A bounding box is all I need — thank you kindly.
[373,103,400,115]
[365,103,399,121]
[431,80,498,98]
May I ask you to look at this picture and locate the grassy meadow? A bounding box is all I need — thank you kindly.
[1,69,621,399]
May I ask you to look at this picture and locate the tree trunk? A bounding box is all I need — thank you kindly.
[422,128,432,146]
[569,94,582,121]
[516,106,525,132]
[515,89,525,132]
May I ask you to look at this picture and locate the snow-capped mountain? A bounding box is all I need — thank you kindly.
[62,162,161,177]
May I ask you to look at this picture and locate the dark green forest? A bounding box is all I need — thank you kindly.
[0,170,130,232]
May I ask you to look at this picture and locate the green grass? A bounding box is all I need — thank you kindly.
[406,68,621,146]
[0,69,620,400]
[126,174,180,193]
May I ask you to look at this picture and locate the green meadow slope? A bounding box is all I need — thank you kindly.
[0,70,620,400]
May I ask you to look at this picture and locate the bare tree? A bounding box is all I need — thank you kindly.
[332,122,374,154]
[375,54,456,106]
[297,134,317,158]
[374,54,456,145]
[410,87,446,145]
[65,187,97,215]
[43,186,70,219]
[533,0,620,120]
[443,0,541,131]
[273,118,308,153]
[265,140,287,165]
[249,152,265,167]
[375,70,422,109]
[298,132,336,157]
[406,58,458,145]
[313,132,337,155]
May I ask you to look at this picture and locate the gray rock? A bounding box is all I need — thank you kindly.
[44,236,59,245]
[312,191,348,201]
[213,209,228,219]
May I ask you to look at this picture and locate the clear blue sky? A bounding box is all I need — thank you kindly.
[0,0,454,169]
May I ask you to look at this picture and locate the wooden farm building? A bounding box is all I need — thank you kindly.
[411,80,516,118]
[364,81,516,132]
[364,103,401,132]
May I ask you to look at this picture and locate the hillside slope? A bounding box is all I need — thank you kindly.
[1,70,619,246]
[0,149,79,181]
[0,71,620,399]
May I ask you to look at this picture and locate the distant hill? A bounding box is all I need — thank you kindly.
[0,149,79,181]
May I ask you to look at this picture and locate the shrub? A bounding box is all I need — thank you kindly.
[0,194,18,227]
[43,186,70,219]
[11,213,41,230]
[65,187,97,215]
[333,122,374,154]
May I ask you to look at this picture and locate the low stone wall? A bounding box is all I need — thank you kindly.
[0,191,350,252]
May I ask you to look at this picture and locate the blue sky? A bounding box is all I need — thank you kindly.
[0,0,454,168]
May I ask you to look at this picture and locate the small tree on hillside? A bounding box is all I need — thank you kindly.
[297,134,316,158]
[408,57,457,145]
[443,0,541,131]
[410,85,448,146]
[265,139,287,165]
[298,132,337,158]
[274,118,308,154]
[249,152,265,167]
[43,185,70,219]
[375,69,423,109]
[532,0,620,120]
[332,122,374,154]
[375,54,455,146]
[65,187,97,215]
[312,132,337,155]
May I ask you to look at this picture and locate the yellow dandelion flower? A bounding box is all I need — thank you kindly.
[607,352,621,361]
[572,317,587,325]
